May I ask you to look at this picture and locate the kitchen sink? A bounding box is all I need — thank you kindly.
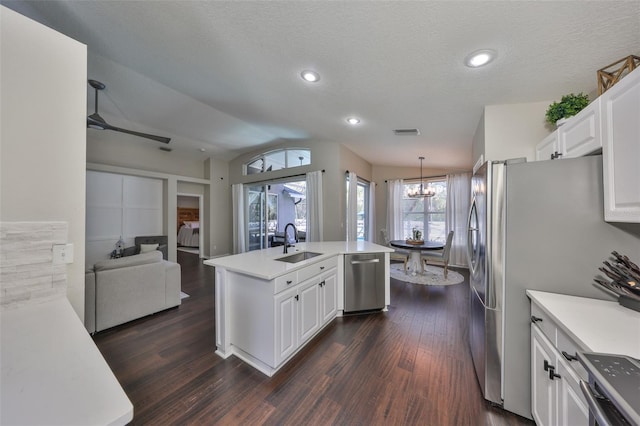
[275,251,323,263]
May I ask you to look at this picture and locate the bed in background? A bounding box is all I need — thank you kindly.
[177,221,199,247]
[177,207,200,247]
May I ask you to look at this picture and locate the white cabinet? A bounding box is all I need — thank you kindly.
[531,326,557,426]
[530,305,589,426]
[274,267,337,366]
[320,273,337,324]
[536,132,558,161]
[226,256,339,376]
[601,66,640,222]
[274,287,297,365]
[535,99,601,161]
[298,278,321,344]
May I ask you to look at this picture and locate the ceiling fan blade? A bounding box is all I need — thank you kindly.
[109,126,171,144]
[87,79,171,144]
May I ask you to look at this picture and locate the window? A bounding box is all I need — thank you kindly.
[244,148,311,175]
[402,179,447,242]
[346,176,370,241]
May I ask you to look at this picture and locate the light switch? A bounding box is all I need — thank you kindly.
[53,243,74,264]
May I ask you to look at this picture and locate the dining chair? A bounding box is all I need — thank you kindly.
[380,229,409,273]
[421,231,454,278]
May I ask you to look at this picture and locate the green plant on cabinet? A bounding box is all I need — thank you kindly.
[545,92,590,125]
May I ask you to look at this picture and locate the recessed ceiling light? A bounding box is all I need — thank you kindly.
[346,117,361,125]
[465,49,497,68]
[301,70,320,82]
[199,148,206,152]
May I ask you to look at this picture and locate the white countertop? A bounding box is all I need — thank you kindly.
[1,298,133,425]
[526,290,640,359]
[204,241,393,280]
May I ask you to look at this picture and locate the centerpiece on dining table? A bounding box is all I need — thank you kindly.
[406,228,424,245]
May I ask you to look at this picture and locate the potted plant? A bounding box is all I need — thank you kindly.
[545,92,590,126]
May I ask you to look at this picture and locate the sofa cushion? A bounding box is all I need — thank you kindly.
[139,243,159,253]
[94,251,162,272]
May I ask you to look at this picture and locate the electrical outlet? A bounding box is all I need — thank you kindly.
[52,243,74,264]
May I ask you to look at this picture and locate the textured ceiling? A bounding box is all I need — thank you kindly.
[3,1,639,168]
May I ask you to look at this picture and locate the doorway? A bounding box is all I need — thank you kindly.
[177,193,203,257]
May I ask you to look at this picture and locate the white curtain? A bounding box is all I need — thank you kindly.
[306,171,324,242]
[346,172,358,241]
[446,173,471,267]
[367,182,376,243]
[386,179,404,240]
[232,183,245,254]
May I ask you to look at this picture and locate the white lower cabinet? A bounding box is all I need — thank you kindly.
[320,273,337,324]
[531,326,556,426]
[274,266,337,369]
[274,287,297,364]
[298,278,321,344]
[531,318,588,425]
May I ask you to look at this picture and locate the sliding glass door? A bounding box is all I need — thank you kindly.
[245,178,306,251]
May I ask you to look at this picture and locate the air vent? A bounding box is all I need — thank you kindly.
[394,128,420,136]
[159,147,172,152]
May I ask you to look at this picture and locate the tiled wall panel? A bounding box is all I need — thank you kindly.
[0,222,68,310]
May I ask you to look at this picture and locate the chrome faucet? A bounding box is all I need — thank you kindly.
[283,222,298,254]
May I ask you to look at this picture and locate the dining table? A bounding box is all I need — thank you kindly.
[390,239,445,276]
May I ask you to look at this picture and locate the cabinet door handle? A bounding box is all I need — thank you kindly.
[286,280,293,285]
[318,281,325,287]
[543,360,554,371]
[295,295,299,301]
[562,351,578,362]
[320,266,325,270]
[531,316,543,323]
[549,367,561,380]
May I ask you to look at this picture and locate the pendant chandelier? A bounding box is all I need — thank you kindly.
[408,156,435,198]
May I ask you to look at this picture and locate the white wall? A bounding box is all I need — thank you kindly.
[205,157,231,256]
[474,101,552,163]
[0,6,87,318]
[178,195,201,208]
[86,171,163,266]
[87,130,207,179]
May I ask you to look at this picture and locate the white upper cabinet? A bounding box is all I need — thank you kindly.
[535,99,602,161]
[558,98,602,158]
[536,132,558,161]
[601,66,640,223]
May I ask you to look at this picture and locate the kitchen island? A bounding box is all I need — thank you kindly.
[205,241,393,376]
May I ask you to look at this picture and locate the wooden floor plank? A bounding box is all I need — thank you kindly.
[93,253,534,425]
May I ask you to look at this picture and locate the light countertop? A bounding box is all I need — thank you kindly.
[526,290,640,359]
[1,298,133,426]
[204,241,393,280]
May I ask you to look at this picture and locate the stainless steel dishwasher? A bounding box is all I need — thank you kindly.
[344,253,385,313]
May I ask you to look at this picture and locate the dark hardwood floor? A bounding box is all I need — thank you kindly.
[93,252,534,425]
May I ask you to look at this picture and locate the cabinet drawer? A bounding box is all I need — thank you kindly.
[298,257,337,283]
[531,303,556,345]
[557,328,588,381]
[274,271,298,294]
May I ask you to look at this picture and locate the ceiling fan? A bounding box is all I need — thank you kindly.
[87,79,171,144]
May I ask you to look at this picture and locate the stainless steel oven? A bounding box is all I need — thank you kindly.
[578,352,640,426]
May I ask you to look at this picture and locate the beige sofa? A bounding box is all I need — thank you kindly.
[85,251,181,333]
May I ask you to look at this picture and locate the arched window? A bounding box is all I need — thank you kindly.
[244,148,311,175]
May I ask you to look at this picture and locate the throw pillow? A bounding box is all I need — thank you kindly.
[139,243,159,253]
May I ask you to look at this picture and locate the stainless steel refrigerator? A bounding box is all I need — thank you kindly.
[467,155,640,419]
